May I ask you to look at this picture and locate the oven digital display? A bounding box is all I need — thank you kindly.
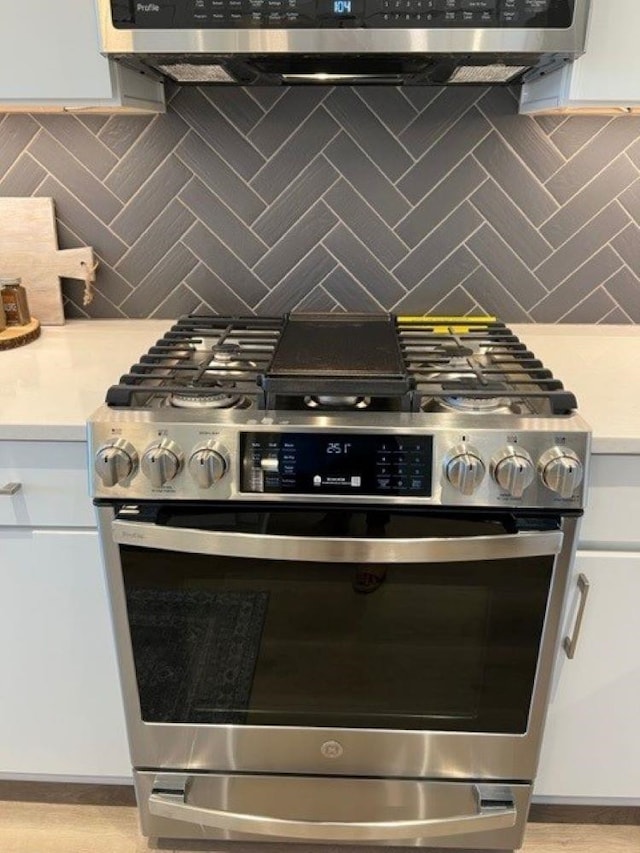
[242,432,434,496]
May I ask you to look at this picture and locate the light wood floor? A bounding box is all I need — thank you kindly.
[0,799,638,853]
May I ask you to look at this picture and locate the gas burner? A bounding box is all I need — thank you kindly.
[169,389,247,410]
[204,344,257,378]
[304,395,372,410]
[427,396,520,415]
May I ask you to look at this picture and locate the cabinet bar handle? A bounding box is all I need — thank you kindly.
[563,573,590,659]
[0,482,21,496]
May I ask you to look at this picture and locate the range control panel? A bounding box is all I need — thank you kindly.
[242,432,434,496]
[111,0,574,29]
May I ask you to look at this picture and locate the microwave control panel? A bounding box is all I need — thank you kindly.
[110,0,575,29]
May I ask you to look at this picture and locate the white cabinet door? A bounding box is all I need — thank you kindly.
[0,0,163,111]
[0,528,131,779]
[534,550,640,801]
[520,0,640,113]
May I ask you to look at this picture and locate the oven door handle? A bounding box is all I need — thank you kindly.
[148,783,516,841]
[112,519,563,563]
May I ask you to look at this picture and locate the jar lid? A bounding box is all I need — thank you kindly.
[0,277,22,286]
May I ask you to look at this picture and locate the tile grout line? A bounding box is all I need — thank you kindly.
[533,201,632,275]
[178,175,271,252]
[462,242,534,319]
[247,106,341,191]
[536,153,640,233]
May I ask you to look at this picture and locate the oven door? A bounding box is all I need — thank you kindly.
[97,503,575,783]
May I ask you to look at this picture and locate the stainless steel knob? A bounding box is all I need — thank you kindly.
[492,447,535,499]
[539,447,583,499]
[95,440,137,487]
[188,444,228,489]
[141,440,183,488]
[444,444,486,495]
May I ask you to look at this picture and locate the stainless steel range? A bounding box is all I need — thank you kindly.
[89,314,590,850]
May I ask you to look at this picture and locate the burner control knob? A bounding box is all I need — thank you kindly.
[188,444,228,489]
[492,447,535,498]
[95,440,137,487]
[141,440,183,488]
[444,444,486,495]
[539,447,583,499]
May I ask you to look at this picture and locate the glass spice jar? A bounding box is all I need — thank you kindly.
[1,278,31,326]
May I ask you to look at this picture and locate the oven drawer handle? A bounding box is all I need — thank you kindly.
[112,520,563,563]
[147,784,516,841]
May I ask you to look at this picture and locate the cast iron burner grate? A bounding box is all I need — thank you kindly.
[105,316,283,408]
[398,319,577,415]
[105,315,577,416]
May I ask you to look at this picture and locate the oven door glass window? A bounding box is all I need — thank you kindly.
[118,508,556,734]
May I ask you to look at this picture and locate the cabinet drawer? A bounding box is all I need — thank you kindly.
[580,455,640,548]
[0,441,95,528]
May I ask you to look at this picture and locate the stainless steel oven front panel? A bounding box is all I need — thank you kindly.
[97,505,579,783]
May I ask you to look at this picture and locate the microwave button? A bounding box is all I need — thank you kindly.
[462,0,495,8]
[501,10,520,23]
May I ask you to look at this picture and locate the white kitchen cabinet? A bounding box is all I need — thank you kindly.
[0,436,131,781]
[520,0,640,114]
[0,527,130,779]
[534,550,640,802]
[534,452,640,803]
[0,441,96,528]
[0,1,164,112]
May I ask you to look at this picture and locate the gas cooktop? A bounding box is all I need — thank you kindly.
[104,314,577,416]
[89,314,590,510]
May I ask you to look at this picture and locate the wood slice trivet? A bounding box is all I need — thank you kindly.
[0,318,41,350]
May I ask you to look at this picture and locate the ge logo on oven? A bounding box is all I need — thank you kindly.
[321,740,344,759]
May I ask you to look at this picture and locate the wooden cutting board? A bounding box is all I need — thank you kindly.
[0,198,96,325]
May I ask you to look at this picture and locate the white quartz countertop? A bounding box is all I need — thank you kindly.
[0,320,639,453]
[0,320,169,442]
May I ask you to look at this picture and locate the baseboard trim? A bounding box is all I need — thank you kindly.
[528,803,640,825]
[0,780,136,806]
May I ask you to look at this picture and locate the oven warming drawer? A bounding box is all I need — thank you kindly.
[134,772,532,849]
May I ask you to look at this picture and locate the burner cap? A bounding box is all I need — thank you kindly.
[169,389,244,410]
[304,395,371,410]
[205,345,257,377]
[431,396,517,415]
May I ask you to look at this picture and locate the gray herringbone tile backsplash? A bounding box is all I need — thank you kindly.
[1,85,640,322]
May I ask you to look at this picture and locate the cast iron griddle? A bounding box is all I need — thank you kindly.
[267,314,405,378]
